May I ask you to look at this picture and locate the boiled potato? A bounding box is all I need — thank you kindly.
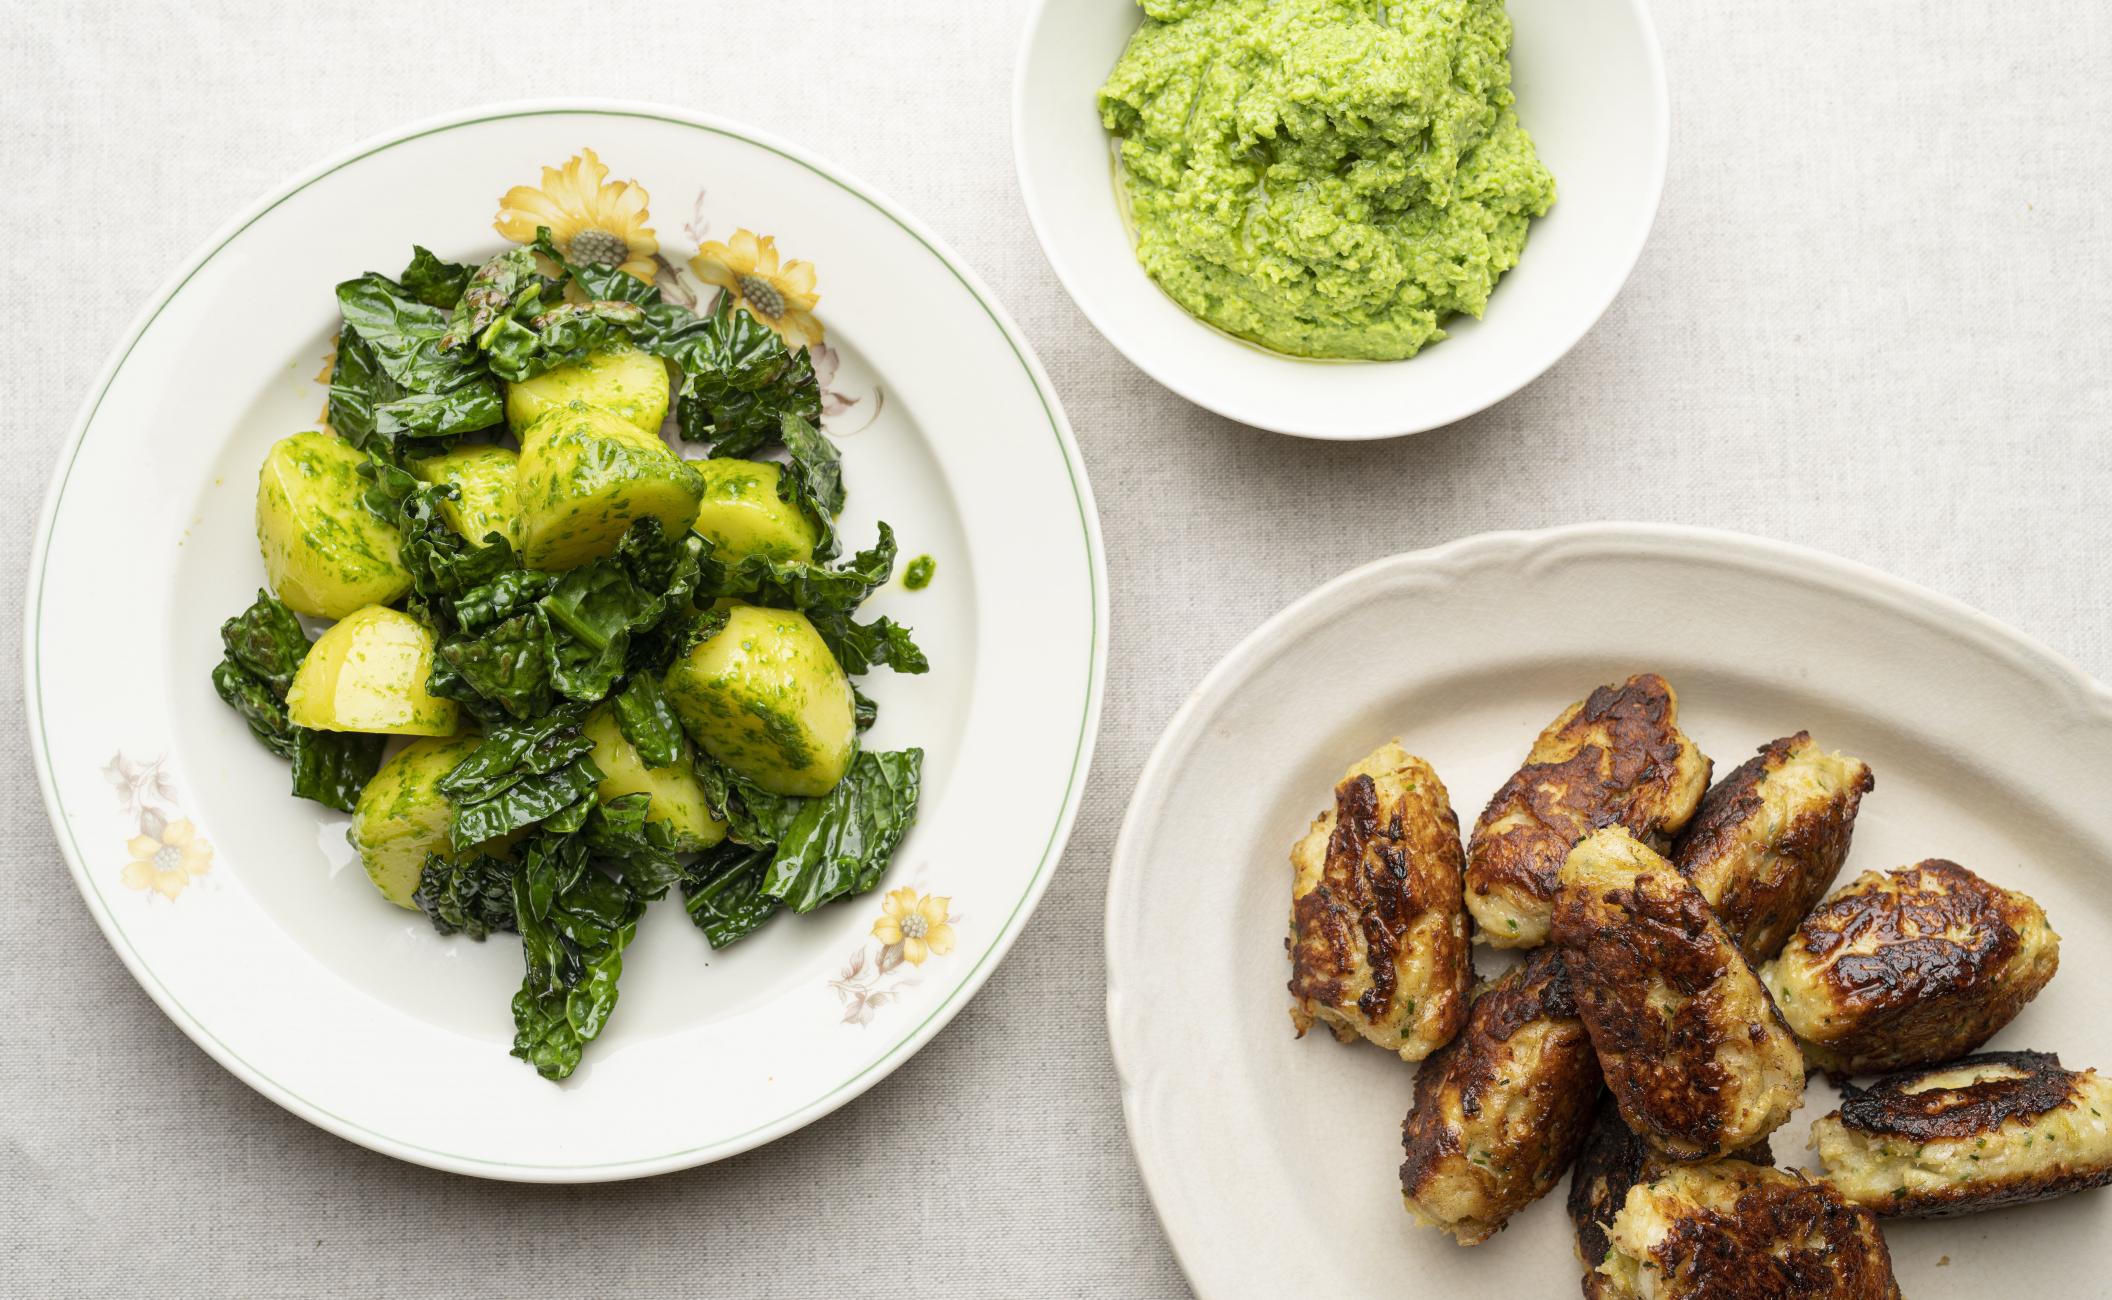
[348,733,482,908]
[285,605,457,736]
[255,430,412,619]
[411,444,519,546]
[582,706,728,851]
[504,345,670,437]
[663,603,856,797]
[515,404,706,571]
[692,458,820,564]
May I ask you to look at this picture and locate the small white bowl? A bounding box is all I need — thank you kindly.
[1013,0,1670,440]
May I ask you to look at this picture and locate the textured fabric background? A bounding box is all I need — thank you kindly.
[3,1,2108,1295]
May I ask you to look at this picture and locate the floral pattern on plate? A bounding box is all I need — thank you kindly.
[831,875,961,1026]
[104,753,213,901]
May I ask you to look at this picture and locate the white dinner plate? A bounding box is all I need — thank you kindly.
[1108,523,2112,1296]
[25,101,1106,1181]
[1014,0,1669,439]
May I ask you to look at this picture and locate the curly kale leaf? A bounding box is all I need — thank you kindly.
[209,591,382,812]
[510,834,644,1081]
[610,673,685,769]
[412,851,518,939]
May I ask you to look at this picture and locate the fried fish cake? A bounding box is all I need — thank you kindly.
[1672,732,1874,964]
[1568,1100,1776,1298]
[1466,674,1711,949]
[1592,1161,1902,1299]
[1813,1050,2112,1217]
[1760,860,2060,1075]
[1399,949,1601,1245]
[1553,827,1804,1161]
[1288,743,1472,1061]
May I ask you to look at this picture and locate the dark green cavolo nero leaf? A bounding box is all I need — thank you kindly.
[399,247,473,309]
[218,588,311,696]
[761,748,925,913]
[578,796,685,899]
[333,271,503,450]
[775,412,844,561]
[209,590,382,813]
[509,834,645,1082]
[708,522,928,677]
[438,709,604,850]
[438,245,544,353]
[670,297,822,460]
[681,843,781,949]
[611,673,685,769]
[288,729,385,814]
[413,851,518,939]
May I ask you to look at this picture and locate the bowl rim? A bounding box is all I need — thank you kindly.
[1011,0,1673,440]
[24,96,1111,1182]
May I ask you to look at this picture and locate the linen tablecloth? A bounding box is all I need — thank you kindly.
[4,1,2107,1294]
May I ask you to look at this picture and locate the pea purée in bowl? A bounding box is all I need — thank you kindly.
[1098,0,1554,361]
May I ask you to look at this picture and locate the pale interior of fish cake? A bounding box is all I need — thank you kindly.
[1815,1065,2112,1207]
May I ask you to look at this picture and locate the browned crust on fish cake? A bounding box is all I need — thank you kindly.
[1775,859,2058,1072]
[1637,1167,1901,1299]
[1569,1101,1777,1295]
[1398,949,1600,1244]
[1557,869,1737,1151]
[1467,675,1709,938]
[1288,758,1471,1054]
[1672,733,1874,963]
[1838,1050,2076,1141]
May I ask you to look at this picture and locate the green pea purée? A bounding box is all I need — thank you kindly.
[1098,0,1555,361]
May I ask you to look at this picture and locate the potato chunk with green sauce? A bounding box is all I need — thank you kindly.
[515,404,706,570]
[285,606,457,736]
[255,430,412,619]
[349,734,482,908]
[692,458,821,564]
[411,444,519,546]
[504,345,670,437]
[663,604,856,797]
[582,706,728,850]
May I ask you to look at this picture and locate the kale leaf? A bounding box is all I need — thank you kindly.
[610,673,685,769]
[412,851,518,939]
[711,523,927,676]
[760,749,924,912]
[510,834,644,1081]
[209,590,384,813]
[333,271,503,450]
[668,298,822,459]
[680,842,781,948]
[399,247,473,309]
[437,709,604,850]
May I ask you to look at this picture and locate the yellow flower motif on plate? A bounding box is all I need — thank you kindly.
[689,228,824,349]
[494,147,658,283]
[872,888,956,967]
[121,818,213,900]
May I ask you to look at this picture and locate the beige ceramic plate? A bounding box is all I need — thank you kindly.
[1107,523,2112,1296]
